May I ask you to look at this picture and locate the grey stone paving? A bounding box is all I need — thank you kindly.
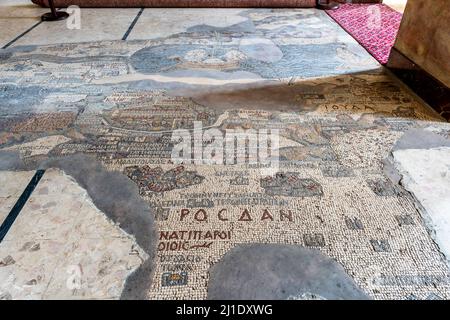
[207,244,370,300]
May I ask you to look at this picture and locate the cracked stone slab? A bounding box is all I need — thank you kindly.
[207,244,370,300]
[393,147,450,265]
[0,152,157,300]
[0,168,147,299]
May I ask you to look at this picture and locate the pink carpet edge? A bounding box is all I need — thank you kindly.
[326,3,403,65]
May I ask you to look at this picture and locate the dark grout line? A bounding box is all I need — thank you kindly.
[0,170,46,243]
[122,7,144,41]
[1,20,43,49]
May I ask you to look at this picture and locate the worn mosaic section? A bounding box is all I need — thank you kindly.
[1,9,450,300]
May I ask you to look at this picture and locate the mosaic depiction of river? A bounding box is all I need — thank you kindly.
[1,9,450,299]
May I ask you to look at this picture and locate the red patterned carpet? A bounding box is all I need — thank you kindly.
[326,3,403,64]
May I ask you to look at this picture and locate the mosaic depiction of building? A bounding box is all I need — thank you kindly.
[1,9,450,299]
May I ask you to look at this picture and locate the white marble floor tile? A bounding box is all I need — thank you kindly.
[14,8,140,46]
[0,3,46,48]
[0,171,35,225]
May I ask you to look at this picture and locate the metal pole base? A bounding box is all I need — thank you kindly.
[41,11,69,21]
[317,1,340,10]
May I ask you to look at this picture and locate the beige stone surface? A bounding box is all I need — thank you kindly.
[0,1,32,5]
[0,3,45,48]
[14,8,140,46]
[0,168,147,300]
[0,171,35,225]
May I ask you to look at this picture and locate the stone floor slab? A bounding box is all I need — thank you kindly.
[393,147,450,264]
[0,3,45,48]
[0,171,35,225]
[14,8,140,46]
[0,168,147,300]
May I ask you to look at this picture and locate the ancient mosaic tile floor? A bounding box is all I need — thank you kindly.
[0,9,450,300]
